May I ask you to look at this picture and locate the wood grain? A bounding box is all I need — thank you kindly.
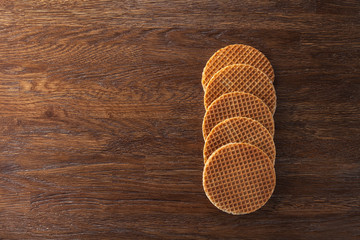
[0,0,359,239]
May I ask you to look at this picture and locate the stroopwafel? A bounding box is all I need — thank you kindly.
[204,117,275,164]
[202,92,274,140]
[201,44,274,90]
[203,142,276,215]
[204,64,276,114]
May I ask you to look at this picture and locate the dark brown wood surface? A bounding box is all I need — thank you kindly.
[0,1,359,239]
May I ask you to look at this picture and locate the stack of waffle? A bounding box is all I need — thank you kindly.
[201,44,277,215]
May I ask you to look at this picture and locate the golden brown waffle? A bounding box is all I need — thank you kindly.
[203,142,276,215]
[204,117,275,164]
[204,64,276,114]
[201,44,274,90]
[202,92,274,140]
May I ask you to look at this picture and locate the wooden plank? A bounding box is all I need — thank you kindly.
[0,0,359,239]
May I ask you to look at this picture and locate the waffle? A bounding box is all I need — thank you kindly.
[204,117,275,164]
[204,64,276,114]
[201,44,274,90]
[202,92,274,140]
[203,142,276,215]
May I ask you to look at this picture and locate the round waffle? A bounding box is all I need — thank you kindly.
[204,64,276,114]
[201,44,274,90]
[204,117,275,164]
[202,92,274,140]
[203,142,276,215]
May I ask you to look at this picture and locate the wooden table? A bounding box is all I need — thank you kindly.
[1,1,359,239]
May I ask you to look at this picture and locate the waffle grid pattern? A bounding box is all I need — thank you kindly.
[202,92,274,140]
[204,64,276,114]
[201,44,274,90]
[201,44,276,215]
[204,117,275,164]
[203,143,276,215]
